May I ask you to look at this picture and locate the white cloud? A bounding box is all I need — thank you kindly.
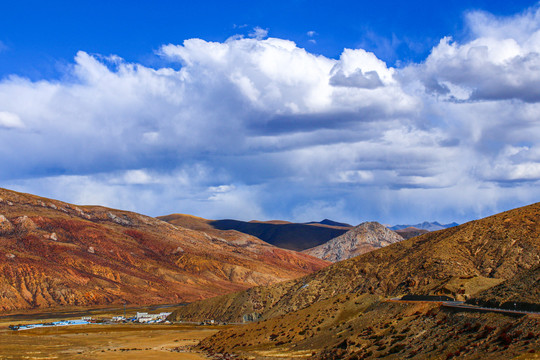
[1,6,540,225]
[413,6,540,102]
[208,184,236,194]
[121,170,155,185]
[335,170,374,184]
[249,26,268,40]
[0,111,24,129]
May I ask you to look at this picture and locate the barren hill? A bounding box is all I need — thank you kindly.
[158,215,351,251]
[169,202,540,323]
[302,221,404,262]
[0,188,329,313]
[197,291,540,359]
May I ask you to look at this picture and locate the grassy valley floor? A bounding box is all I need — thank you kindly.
[0,321,227,359]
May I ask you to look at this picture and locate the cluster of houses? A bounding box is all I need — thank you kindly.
[112,312,172,323]
[9,319,90,331]
[9,312,172,331]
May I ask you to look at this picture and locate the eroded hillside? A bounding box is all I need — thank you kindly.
[0,188,329,313]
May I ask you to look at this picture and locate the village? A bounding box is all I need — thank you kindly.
[8,311,174,331]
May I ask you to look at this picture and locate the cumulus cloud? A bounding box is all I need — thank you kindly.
[2,6,540,224]
[330,69,383,89]
[412,6,540,102]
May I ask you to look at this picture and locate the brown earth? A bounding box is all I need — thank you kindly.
[302,221,404,262]
[169,201,540,323]
[0,188,329,314]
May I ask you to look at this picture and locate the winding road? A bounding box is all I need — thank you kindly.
[389,298,540,316]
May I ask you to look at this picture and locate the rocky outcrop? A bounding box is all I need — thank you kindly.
[12,215,38,233]
[0,214,14,235]
[302,221,403,262]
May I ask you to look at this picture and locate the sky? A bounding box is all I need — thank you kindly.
[1,1,540,225]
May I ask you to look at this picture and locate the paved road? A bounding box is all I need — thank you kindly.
[441,301,539,316]
[388,298,539,316]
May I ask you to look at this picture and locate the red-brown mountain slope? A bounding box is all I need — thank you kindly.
[0,188,329,313]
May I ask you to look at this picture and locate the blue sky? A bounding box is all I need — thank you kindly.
[1,0,537,77]
[1,1,540,225]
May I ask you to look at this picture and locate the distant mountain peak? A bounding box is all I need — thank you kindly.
[389,221,458,232]
[303,221,403,262]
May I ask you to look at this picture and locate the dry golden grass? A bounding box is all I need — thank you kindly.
[0,321,226,359]
[198,293,540,359]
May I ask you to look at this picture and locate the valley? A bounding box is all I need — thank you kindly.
[1,188,538,359]
[0,321,221,359]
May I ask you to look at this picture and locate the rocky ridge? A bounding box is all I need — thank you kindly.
[390,221,459,231]
[170,203,540,360]
[302,221,404,262]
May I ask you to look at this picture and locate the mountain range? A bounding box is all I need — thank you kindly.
[389,221,459,231]
[0,188,328,313]
[0,187,538,358]
[160,216,352,251]
[168,202,540,358]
